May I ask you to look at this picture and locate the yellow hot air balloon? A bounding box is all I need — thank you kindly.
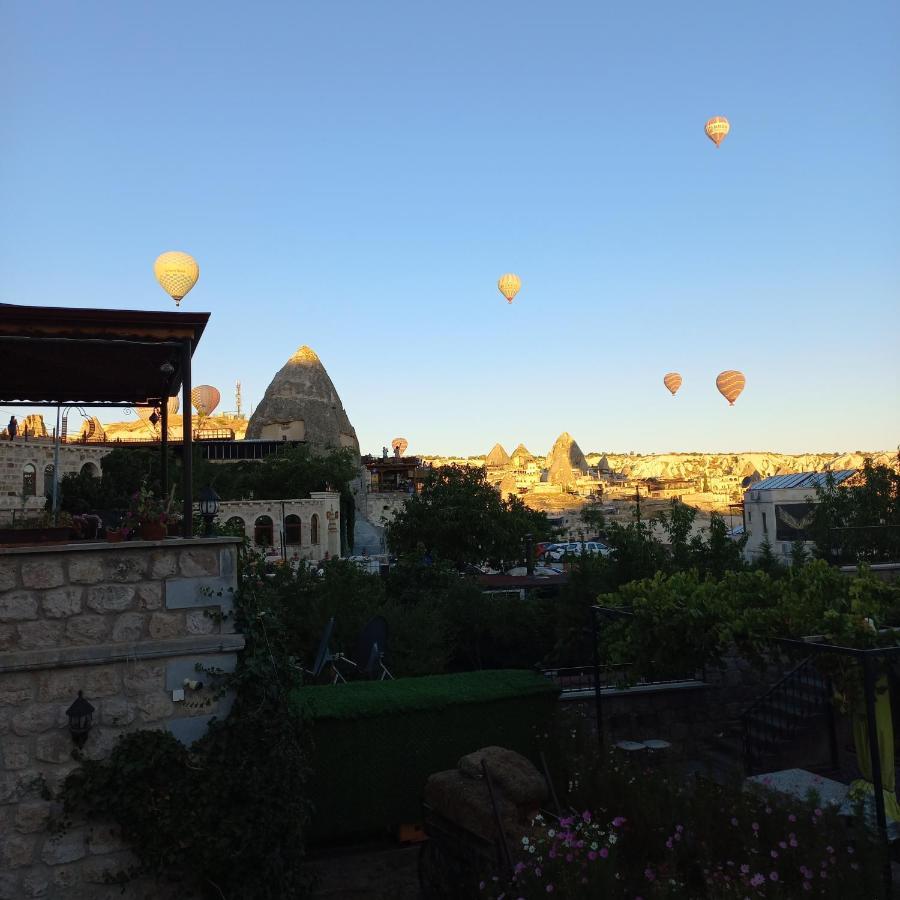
[498,273,521,304]
[663,373,683,396]
[166,396,180,416]
[716,370,746,406]
[191,385,221,417]
[705,116,730,148]
[154,251,199,307]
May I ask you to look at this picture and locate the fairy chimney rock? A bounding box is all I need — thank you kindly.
[546,432,588,488]
[246,345,359,456]
[485,443,511,469]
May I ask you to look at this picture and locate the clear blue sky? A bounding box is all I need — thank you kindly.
[2,0,898,457]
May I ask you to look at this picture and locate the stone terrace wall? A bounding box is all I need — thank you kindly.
[0,538,243,899]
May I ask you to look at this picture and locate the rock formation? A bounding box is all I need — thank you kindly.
[485,443,511,468]
[510,443,534,468]
[546,432,588,489]
[246,346,359,456]
[22,414,47,437]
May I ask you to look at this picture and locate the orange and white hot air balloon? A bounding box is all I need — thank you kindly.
[498,273,521,304]
[716,370,746,406]
[391,437,409,456]
[663,373,683,396]
[191,385,221,417]
[705,116,730,148]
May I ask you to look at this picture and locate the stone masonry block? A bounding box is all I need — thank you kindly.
[79,726,120,762]
[0,673,36,706]
[17,620,64,650]
[86,585,135,614]
[41,586,83,618]
[102,554,149,583]
[148,611,183,640]
[0,591,38,622]
[12,704,60,735]
[123,663,164,696]
[19,870,49,898]
[51,865,81,891]
[40,829,87,865]
[111,612,145,643]
[1,738,31,770]
[186,609,215,635]
[21,559,65,589]
[35,732,74,764]
[82,849,140,884]
[83,667,122,699]
[136,582,162,610]
[86,824,126,856]
[179,548,219,577]
[0,561,17,591]
[15,801,51,834]
[150,551,178,578]
[65,615,111,644]
[0,832,36,868]
[0,625,15,651]
[67,556,104,584]
[99,697,135,727]
[137,692,174,722]
[0,873,19,900]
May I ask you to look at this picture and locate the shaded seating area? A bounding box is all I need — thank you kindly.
[0,303,209,536]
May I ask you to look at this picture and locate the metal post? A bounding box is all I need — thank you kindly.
[181,340,193,538]
[160,398,169,502]
[591,607,604,749]
[861,655,892,898]
[525,532,534,576]
[51,404,61,521]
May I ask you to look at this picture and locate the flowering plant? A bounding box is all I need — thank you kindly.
[125,483,167,528]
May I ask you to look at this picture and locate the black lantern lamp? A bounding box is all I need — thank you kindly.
[199,485,220,536]
[66,691,94,749]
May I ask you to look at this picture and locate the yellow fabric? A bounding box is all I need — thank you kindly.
[849,676,900,823]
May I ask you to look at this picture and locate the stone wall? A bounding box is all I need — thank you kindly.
[0,537,243,899]
[0,440,109,522]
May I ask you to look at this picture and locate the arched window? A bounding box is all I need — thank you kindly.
[225,516,246,537]
[284,514,301,545]
[80,462,99,477]
[22,464,36,497]
[44,464,55,494]
[254,515,274,547]
[310,514,319,545]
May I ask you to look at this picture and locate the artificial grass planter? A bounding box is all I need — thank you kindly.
[294,669,560,841]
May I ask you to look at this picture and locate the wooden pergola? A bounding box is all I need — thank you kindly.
[0,303,210,536]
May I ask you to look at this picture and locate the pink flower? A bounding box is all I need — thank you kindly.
[750,873,765,887]
[752,822,760,831]
[546,886,554,894]
[770,850,778,858]
[788,814,797,823]
[675,824,684,833]
[731,817,739,827]
[814,808,823,817]
[599,848,608,859]
[779,841,787,849]
[644,868,656,882]
[740,864,750,874]
[612,817,626,827]
[803,881,812,891]
[582,811,592,823]
[769,871,779,882]
[588,851,597,861]
[666,839,673,849]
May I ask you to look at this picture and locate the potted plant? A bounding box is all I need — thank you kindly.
[0,510,73,545]
[126,484,168,541]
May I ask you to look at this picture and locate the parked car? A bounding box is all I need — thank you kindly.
[546,541,611,561]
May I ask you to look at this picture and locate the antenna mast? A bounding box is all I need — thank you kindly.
[235,381,243,418]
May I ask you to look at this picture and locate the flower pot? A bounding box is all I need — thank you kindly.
[105,529,124,543]
[139,522,167,541]
[167,521,183,537]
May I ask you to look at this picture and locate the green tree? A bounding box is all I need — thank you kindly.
[386,465,553,568]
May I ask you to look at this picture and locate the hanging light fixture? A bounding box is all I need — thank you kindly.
[66,691,94,749]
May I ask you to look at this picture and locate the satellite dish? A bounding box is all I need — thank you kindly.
[309,617,336,678]
[356,616,393,680]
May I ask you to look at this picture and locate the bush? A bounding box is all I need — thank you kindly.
[295,670,559,840]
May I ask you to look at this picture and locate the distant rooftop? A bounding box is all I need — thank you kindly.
[752,470,856,491]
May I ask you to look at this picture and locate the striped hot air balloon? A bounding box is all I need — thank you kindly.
[705,116,730,148]
[716,370,746,406]
[663,372,683,396]
[391,437,408,456]
[497,273,521,304]
[191,385,221,417]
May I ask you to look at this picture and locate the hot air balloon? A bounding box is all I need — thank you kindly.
[166,396,180,416]
[391,437,409,457]
[154,251,199,307]
[663,373,683,396]
[716,370,746,406]
[498,273,521,304]
[705,116,730,148]
[134,407,159,433]
[191,385,221,418]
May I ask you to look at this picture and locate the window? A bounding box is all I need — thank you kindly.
[310,514,319,545]
[44,464,55,494]
[80,462,99,477]
[254,515,274,547]
[284,514,301,545]
[747,509,751,523]
[22,464,36,497]
[225,516,245,536]
[762,512,768,534]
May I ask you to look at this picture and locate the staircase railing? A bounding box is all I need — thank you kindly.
[742,655,837,775]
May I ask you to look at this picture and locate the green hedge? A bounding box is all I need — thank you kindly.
[294,670,560,841]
